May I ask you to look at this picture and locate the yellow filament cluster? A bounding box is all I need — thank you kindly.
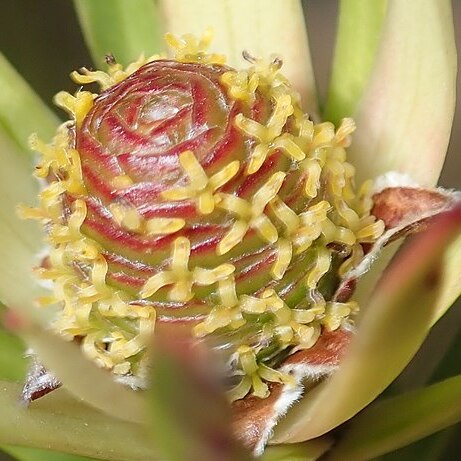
[71,53,162,91]
[220,70,260,103]
[194,273,357,348]
[196,278,358,400]
[165,28,226,65]
[223,67,384,275]
[235,94,295,173]
[220,54,296,105]
[215,172,286,254]
[140,237,235,302]
[25,183,155,375]
[229,345,296,401]
[109,202,185,236]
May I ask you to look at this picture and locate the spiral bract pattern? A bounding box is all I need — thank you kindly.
[25,35,384,399]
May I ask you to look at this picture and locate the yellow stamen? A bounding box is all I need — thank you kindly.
[306,247,331,289]
[109,203,144,233]
[54,91,95,126]
[146,218,185,235]
[163,151,239,215]
[165,29,225,65]
[271,238,292,280]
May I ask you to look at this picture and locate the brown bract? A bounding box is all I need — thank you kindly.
[231,328,352,452]
[372,187,457,229]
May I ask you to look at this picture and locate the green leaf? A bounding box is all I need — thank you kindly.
[326,373,461,461]
[0,52,59,154]
[74,0,163,67]
[0,381,157,461]
[389,296,461,394]
[160,0,318,115]
[430,316,461,384]
[147,327,252,461]
[373,427,458,461]
[344,0,458,359]
[0,133,46,321]
[0,319,26,382]
[261,439,333,461]
[348,0,456,186]
[324,0,388,124]
[431,233,461,323]
[377,272,461,460]
[433,424,461,461]
[5,446,95,461]
[272,207,461,443]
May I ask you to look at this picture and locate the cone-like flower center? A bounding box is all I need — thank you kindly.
[23,34,384,400]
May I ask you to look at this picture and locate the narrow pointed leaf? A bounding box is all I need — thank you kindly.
[0,134,46,319]
[431,234,461,322]
[376,309,461,460]
[148,327,252,461]
[326,374,461,461]
[390,293,461,394]
[374,427,458,461]
[348,0,456,186]
[430,317,461,384]
[0,52,58,153]
[160,0,318,115]
[272,207,461,442]
[0,382,158,461]
[5,446,95,461]
[262,438,333,461]
[74,0,163,67]
[431,424,461,461]
[0,320,26,381]
[324,0,388,123]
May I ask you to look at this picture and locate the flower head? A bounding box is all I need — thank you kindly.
[22,35,385,406]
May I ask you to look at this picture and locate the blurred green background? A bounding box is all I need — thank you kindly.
[0,1,460,460]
